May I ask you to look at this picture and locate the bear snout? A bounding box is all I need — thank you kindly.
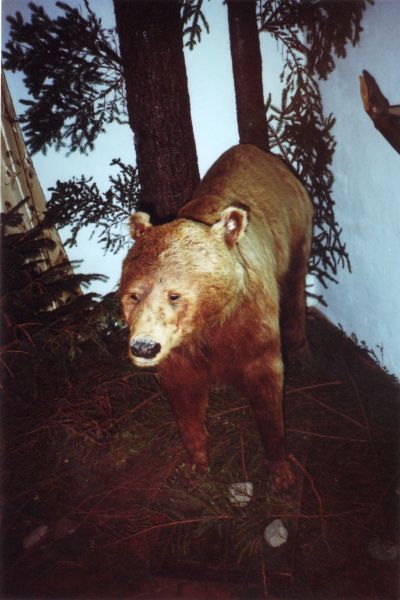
[130,336,161,359]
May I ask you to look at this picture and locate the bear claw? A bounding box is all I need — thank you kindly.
[191,451,209,474]
[265,459,295,492]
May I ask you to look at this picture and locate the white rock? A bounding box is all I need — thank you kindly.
[263,519,288,548]
[228,482,253,507]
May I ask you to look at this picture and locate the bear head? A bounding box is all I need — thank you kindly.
[120,207,248,367]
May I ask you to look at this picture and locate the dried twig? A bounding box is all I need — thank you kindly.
[239,429,249,481]
[286,381,343,395]
[293,389,366,429]
[101,514,234,548]
[343,363,377,460]
[289,454,328,547]
[288,428,368,443]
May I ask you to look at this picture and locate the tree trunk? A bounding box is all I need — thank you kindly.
[113,0,200,220]
[227,0,269,152]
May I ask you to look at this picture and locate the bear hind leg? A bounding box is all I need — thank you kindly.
[280,238,310,359]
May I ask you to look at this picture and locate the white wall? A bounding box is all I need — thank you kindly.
[318,0,400,377]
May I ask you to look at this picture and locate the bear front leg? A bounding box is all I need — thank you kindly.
[240,353,294,491]
[160,359,210,472]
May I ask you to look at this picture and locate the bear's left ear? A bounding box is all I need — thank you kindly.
[212,207,248,248]
[129,212,152,240]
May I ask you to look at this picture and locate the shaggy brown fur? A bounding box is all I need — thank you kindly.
[120,144,313,489]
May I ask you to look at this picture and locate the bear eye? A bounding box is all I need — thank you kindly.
[129,292,140,303]
[168,293,181,303]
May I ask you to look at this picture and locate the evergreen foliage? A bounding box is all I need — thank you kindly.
[265,62,349,301]
[259,0,370,80]
[0,199,109,347]
[3,0,370,297]
[258,0,371,298]
[2,0,208,155]
[47,158,140,253]
[3,1,125,154]
[182,0,210,50]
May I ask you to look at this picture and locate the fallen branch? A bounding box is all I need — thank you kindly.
[289,454,328,547]
[286,381,343,395]
[293,389,366,430]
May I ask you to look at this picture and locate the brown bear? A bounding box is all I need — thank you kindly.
[120,144,313,490]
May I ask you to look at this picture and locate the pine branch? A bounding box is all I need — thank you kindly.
[3,1,125,154]
[1,198,107,345]
[260,0,372,80]
[47,159,140,254]
[182,0,210,50]
[260,2,366,301]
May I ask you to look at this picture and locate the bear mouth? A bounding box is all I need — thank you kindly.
[130,355,162,368]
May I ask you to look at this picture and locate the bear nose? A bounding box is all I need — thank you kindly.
[130,337,161,359]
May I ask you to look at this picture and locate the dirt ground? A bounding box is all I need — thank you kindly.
[1,309,399,599]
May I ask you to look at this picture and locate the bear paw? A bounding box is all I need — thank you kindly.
[191,450,209,474]
[265,459,295,492]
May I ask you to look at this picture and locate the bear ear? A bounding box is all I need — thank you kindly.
[212,207,248,248]
[129,212,152,240]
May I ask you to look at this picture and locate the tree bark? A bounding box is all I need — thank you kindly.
[227,0,269,152]
[113,0,200,220]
